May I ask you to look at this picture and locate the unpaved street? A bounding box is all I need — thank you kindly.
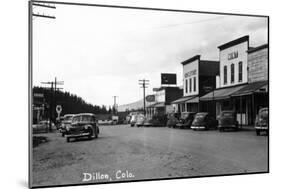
[32,125,268,187]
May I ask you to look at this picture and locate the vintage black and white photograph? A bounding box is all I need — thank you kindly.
[29,0,269,188]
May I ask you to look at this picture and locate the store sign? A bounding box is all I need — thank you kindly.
[161,73,177,85]
[155,90,165,102]
[228,51,238,60]
[184,69,197,78]
[146,95,155,102]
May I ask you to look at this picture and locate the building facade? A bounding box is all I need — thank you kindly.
[172,55,219,116]
[200,36,268,126]
[146,87,182,118]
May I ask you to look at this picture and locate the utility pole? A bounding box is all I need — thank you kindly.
[112,96,118,115]
[41,77,64,131]
[139,79,149,116]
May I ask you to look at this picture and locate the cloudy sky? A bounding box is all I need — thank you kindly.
[33,1,268,107]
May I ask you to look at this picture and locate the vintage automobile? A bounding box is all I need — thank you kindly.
[191,112,218,130]
[65,113,99,142]
[143,117,162,127]
[135,114,145,127]
[166,113,180,128]
[175,112,196,129]
[32,120,55,133]
[60,114,75,137]
[217,111,239,132]
[255,107,269,136]
[130,114,138,127]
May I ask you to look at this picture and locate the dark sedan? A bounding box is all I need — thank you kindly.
[191,112,217,130]
[255,107,268,136]
[65,113,99,142]
[175,112,196,129]
[218,111,239,132]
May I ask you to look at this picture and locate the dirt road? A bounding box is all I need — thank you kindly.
[32,125,268,187]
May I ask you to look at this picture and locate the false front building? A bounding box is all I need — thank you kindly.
[172,55,219,115]
[200,36,268,126]
[146,86,182,117]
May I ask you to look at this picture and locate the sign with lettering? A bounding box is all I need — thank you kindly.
[228,51,238,60]
[161,73,177,85]
[184,69,197,78]
[155,90,165,102]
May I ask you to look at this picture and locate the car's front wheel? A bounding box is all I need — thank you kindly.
[66,137,70,142]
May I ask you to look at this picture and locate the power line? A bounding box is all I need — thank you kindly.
[41,77,64,131]
[139,79,149,116]
[112,96,118,115]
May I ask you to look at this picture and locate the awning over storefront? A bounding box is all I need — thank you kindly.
[146,102,165,108]
[231,81,268,97]
[154,102,165,108]
[171,96,196,104]
[186,96,199,103]
[200,85,245,101]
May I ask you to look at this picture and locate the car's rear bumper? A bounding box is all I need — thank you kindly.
[218,125,237,128]
[191,125,206,129]
[65,132,90,138]
[255,126,268,130]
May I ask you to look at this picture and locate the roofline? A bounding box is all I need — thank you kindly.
[247,44,268,53]
[218,35,249,50]
[181,55,200,65]
[200,60,219,64]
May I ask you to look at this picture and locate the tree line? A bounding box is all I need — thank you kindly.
[33,86,113,119]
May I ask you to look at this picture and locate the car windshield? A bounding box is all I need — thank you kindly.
[194,114,206,121]
[72,116,80,122]
[64,115,73,121]
[81,115,94,122]
[260,109,268,119]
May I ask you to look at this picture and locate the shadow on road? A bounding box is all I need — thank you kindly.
[33,136,48,148]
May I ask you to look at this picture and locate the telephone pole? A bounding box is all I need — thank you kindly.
[139,79,149,116]
[112,96,118,115]
[41,77,64,131]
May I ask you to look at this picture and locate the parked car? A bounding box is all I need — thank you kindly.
[191,112,218,130]
[130,114,138,127]
[166,113,180,128]
[255,107,268,136]
[217,111,239,132]
[60,114,75,137]
[135,114,145,127]
[143,117,162,127]
[32,120,55,133]
[65,113,99,142]
[175,112,196,129]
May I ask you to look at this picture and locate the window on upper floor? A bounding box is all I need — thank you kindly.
[231,63,235,83]
[185,79,188,93]
[224,66,227,84]
[239,61,243,82]
[193,77,196,92]
[189,78,192,92]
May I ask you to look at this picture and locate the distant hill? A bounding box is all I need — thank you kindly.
[118,99,155,112]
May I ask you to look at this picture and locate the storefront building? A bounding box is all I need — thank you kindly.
[146,87,182,118]
[200,36,268,126]
[172,55,219,116]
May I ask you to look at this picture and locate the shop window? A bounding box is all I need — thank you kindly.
[193,77,196,92]
[224,66,227,84]
[239,61,243,82]
[231,63,234,83]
